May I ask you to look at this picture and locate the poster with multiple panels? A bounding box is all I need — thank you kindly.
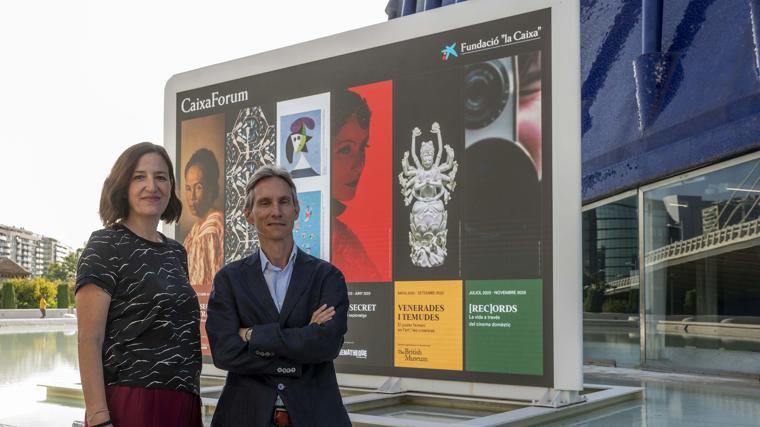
[172,6,558,387]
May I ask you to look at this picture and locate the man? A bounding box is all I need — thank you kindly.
[206,165,351,427]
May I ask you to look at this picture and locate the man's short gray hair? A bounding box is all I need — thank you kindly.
[244,165,299,211]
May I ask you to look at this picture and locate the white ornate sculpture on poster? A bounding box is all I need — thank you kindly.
[398,122,458,267]
[224,106,275,262]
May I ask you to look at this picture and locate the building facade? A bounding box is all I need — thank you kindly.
[391,0,760,377]
[0,225,71,277]
[0,233,9,259]
[578,0,760,377]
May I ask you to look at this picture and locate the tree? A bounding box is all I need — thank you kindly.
[45,248,82,282]
[584,286,605,313]
[44,262,69,282]
[62,249,83,280]
[2,282,17,309]
[583,270,607,313]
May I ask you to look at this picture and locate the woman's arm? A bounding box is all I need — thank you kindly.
[76,284,112,426]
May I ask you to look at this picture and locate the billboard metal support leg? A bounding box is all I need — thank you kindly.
[376,377,406,394]
[532,389,587,408]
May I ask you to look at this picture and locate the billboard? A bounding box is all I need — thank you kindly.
[166,0,581,391]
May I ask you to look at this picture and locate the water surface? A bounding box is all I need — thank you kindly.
[0,327,83,427]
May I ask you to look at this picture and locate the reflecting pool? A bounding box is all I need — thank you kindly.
[0,326,83,427]
[2,327,760,426]
[543,377,760,427]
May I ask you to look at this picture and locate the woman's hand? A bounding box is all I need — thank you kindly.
[87,409,112,426]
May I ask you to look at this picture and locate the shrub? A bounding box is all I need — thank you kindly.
[627,289,640,314]
[683,289,697,315]
[68,282,76,308]
[2,282,17,309]
[5,278,58,309]
[602,298,629,313]
[583,286,605,313]
[57,283,70,309]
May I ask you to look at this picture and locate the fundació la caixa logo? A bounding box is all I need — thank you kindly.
[441,43,458,61]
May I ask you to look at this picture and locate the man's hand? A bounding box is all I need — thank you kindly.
[310,304,335,325]
[237,304,334,341]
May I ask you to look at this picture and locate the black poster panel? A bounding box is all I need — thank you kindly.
[393,69,464,281]
[175,7,556,387]
[335,283,394,369]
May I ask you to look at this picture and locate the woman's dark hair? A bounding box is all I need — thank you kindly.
[331,89,371,138]
[99,142,182,227]
[184,148,220,203]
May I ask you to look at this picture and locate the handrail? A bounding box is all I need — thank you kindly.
[645,217,760,266]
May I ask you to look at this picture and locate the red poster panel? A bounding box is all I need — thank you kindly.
[331,80,393,283]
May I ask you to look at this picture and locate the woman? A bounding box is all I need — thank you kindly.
[331,89,382,280]
[76,142,202,427]
[182,148,224,286]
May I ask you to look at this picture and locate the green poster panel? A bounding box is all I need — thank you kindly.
[465,280,543,375]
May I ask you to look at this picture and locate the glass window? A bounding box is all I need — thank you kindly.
[582,195,640,367]
[643,157,760,374]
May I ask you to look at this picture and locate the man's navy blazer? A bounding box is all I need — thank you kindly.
[206,249,351,427]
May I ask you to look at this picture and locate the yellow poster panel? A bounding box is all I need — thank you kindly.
[394,281,463,370]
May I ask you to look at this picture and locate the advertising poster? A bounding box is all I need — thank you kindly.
[393,70,463,281]
[294,191,322,257]
[336,283,394,368]
[178,114,226,356]
[465,280,543,375]
[173,7,556,385]
[331,80,393,283]
[462,51,543,280]
[277,93,329,178]
[394,281,463,370]
[224,105,277,263]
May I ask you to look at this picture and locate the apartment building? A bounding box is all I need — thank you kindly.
[0,225,71,277]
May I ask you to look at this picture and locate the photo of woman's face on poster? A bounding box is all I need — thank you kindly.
[330,80,393,283]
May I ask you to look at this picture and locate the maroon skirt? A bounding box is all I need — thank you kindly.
[85,385,203,427]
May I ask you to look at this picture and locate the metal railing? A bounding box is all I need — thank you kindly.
[645,217,760,266]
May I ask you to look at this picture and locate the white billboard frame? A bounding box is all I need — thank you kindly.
[165,0,581,401]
